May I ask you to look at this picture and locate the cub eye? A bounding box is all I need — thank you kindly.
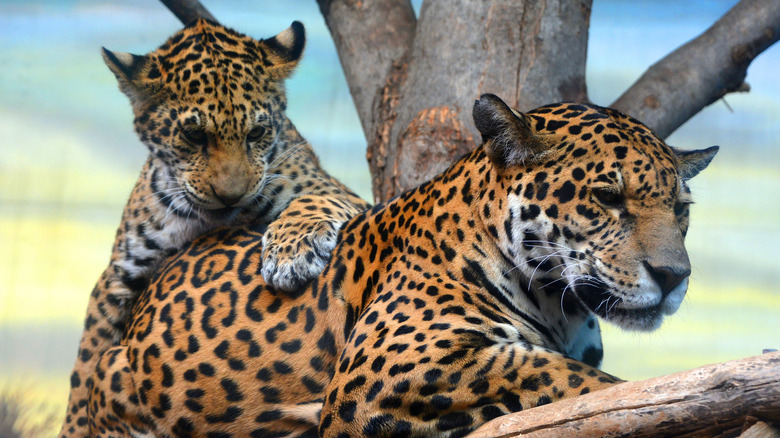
[182,127,207,145]
[592,187,624,208]
[246,126,267,142]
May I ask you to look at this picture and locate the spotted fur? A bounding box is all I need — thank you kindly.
[82,95,717,437]
[59,20,369,437]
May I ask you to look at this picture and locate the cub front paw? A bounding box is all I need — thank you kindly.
[261,219,341,291]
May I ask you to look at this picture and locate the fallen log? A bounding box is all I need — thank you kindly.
[469,351,780,438]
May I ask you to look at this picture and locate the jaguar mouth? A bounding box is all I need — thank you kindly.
[573,279,669,332]
[180,190,243,222]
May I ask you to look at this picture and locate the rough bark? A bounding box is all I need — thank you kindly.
[159,0,216,24]
[469,351,780,438]
[365,57,411,203]
[612,0,780,138]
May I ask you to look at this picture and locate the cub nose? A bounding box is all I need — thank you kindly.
[644,262,691,297]
[210,183,245,207]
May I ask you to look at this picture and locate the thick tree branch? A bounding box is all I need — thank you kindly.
[159,0,216,24]
[469,351,780,437]
[612,0,780,138]
[316,0,417,136]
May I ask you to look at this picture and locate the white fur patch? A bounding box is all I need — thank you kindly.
[661,277,688,315]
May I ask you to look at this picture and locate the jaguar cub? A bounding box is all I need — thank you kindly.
[59,20,368,437]
[84,95,716,437]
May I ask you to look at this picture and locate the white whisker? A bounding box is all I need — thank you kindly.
[267,140,309,171]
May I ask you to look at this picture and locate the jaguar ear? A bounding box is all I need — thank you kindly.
[473,94,548,167]
[261,21,306,80]
[671,145,719,180]
[102,48,155,105]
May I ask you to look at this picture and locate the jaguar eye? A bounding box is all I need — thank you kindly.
[247,126,267,142]
[673,201,693,216]
[592,187,624,208]
[182,127,207,145]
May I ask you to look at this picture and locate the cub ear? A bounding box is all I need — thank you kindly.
[472,94,548,167]
[102,48,154,105]
[260,21,306,80]
[671,145,719,180]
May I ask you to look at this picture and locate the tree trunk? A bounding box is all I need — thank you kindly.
[469,351,780,438]
[316,0,417,137]
[371,0,592,201]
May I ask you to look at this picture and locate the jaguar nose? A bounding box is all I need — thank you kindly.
[644,261,691,298]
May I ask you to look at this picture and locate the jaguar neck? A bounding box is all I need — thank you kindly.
[471,148,596,355]
[326,146,588,354]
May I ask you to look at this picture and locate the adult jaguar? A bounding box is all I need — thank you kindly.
[59,19,369,437]
[85,94,717,437]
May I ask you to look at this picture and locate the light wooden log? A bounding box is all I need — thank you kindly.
[470,351,780,438]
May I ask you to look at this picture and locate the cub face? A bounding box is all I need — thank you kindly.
[102,20,305,220]
[474,94,717,331]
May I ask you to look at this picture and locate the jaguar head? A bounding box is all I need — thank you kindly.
[102,19,305,220]
[474,94,718,331]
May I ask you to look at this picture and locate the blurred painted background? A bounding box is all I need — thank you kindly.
[0,0,778,430]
